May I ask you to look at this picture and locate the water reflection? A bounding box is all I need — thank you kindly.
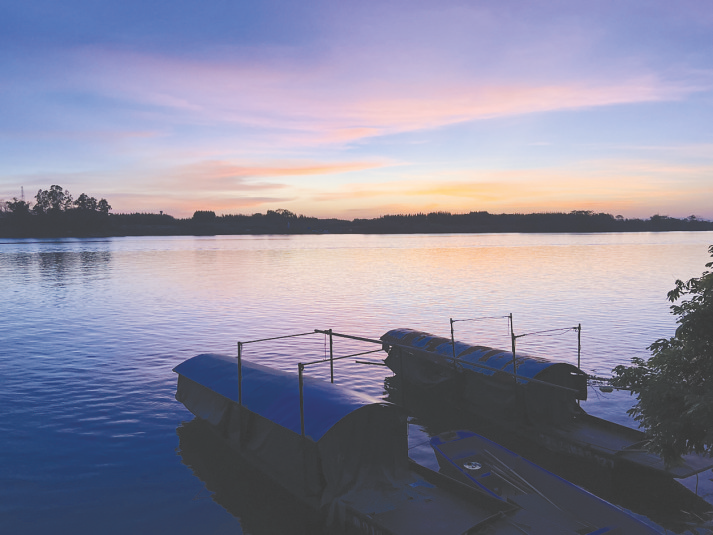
[0,249,113,290]
[176,418,324,534]
[36,250,112,283]
[2,233,712,534]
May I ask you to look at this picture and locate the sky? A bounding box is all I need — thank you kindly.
[1,0,712,219]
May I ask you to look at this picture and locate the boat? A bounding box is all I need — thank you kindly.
[429,430,660,534]
[174,353,518,534]
[380,328,713,479]
[173,352,661,533]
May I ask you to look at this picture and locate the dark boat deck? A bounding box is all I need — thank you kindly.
[427,430,662,534]
[339,473,512,535]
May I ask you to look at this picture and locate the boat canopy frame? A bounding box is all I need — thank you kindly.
[236,329,387,438]
[235,325,586,439]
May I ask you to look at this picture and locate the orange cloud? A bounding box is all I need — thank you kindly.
[174,160,382,179]
[301,160,713,218]
[101,158,388,216]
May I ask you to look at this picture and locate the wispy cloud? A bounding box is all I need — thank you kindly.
[148,159,385,192]
[2,1,712,219]
[58,47,705,148]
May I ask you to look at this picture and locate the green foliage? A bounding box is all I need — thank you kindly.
[612,245,713,461]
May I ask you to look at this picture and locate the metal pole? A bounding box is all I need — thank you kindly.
[313,329,382,345]
[399,349,405,407]
[298,363,305,437]
[577,323,581,370]
[508,312,515,346]
[450,318,456,360]
[237,341,243,406]
[509,314,517,376]
[328,329,334,383]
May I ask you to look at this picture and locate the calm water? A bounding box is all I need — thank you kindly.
[1,232,712,534]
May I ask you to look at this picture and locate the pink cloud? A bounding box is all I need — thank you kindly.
[67,47,702,147]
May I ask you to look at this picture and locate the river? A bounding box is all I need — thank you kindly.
[1,232,712,533]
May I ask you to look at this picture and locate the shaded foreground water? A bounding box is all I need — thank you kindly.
[1,232,712,534]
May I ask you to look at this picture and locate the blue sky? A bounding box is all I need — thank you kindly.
[1,0,712,218]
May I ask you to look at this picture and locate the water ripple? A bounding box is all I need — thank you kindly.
[1,232,711,533]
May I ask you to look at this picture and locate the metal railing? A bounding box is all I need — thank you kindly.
[236,322,585,438]
[449,314,582,375]
[237,331,316,405]
[237,329,386,437]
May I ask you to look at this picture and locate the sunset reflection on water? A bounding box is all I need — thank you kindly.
[1,232,711,533]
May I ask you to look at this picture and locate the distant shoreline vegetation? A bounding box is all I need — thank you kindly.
[2,185,713,238]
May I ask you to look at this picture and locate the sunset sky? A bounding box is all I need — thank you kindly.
[1,0,712,219]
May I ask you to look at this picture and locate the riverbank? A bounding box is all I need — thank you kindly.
[2,210,712,238]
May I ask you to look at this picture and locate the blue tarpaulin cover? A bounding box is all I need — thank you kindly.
[173,353,382,441]
[381,327,578,381]
[174,352,409,509]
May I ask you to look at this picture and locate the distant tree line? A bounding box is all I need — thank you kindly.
[1,185,112,237]
[2,186,713,237]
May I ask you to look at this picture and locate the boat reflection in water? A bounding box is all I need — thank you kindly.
[177,417,324,534]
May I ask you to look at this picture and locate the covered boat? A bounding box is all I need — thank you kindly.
[381,328,713,478]
[175,353,407,509]
[174,352,660,533]
[174,354,522,534]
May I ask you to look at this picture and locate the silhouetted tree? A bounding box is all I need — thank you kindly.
[97,199,111,215]
[267,208,297,218]
[192,210,216,221]
[74,193,98,211]
[6,198,32,216]
[34,185,73,214]
[613,245,713,461]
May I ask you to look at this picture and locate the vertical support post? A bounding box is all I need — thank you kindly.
[508,312,515,346]
[511,331,518,377]
[398,348,405,407]
[237,341,243,406]
[450,318,456,360]
[328,329,334,383]
[298,363,305,438]
[577,323,582,370]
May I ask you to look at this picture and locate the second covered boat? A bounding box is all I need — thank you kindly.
[381,328,713,479]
